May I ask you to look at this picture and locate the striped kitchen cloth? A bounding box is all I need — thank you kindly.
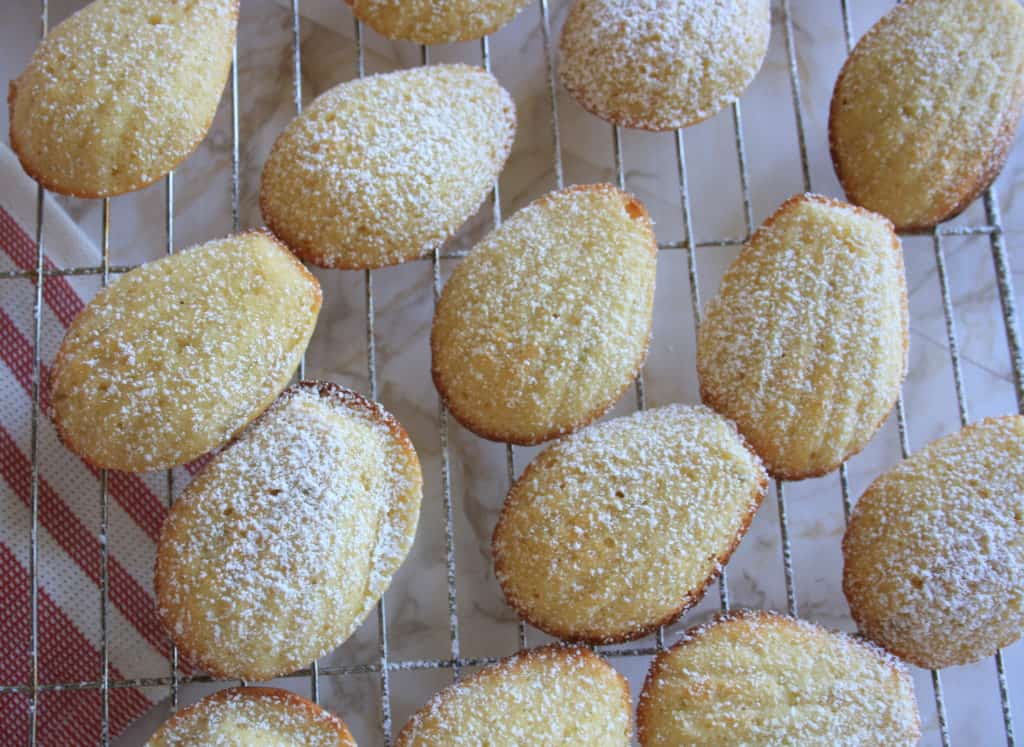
[0,143,187,745]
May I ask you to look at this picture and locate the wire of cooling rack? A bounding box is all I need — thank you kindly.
[25,6,47,743]
[285,0,324,710]
[97,197,111,744]
[164,174,180,715]
[5,1,1021,746]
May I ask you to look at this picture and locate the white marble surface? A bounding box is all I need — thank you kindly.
[3,0,1024,745]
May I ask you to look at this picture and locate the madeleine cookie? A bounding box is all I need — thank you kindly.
[432,184,656,445]
[843,415,1024,669]
[9,0,237,198]
[493,405,766,644]
[146,687,354,746]
[261,64,515,270]
[156,381,422,681]
[51,231,320,473]
[346,0,530,43]
[396,645,630,746]
[697,194,907,480]
[829,0,1024,231]
[637,611,920,746]
[559,0,770,131]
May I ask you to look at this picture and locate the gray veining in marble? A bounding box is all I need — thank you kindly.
[2,1,1022,745]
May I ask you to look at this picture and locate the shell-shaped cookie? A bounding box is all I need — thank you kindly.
[155,382,422,681]
[395,645,631,746]
[559,0,770,131]
[146,687,355,746]
[829,0,1024,231]
[260,64,515,270]
[51,231,320,473]
[697,194,907,480]
[493,405,766,644]
[9,0,237,198]
[346,0,530,43]
[431,184,656,445]
[843,415,1024,669]
[637,611,920,746]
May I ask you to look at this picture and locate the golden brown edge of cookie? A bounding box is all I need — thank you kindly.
[7,1,240,200]
[150,686,355,744]
[557,0,769,133]
[258,64,517,271]
[558,65,739,133]
[430,183,657,446]
[696,192,908,481]
[154,379,420,681]
[490,415,768,644]
[557,70,712,133]
[394,644,632,745]
[827,0,1024,233]
[343,0,530,44]
[635,608,920,746]
[49,229,320,473]
[841,413,1024,670]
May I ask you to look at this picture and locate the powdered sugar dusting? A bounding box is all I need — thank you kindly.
[493,404,766,643]
[348,0,530,43]
[843,415,1024,668]
[638,610,920,746]
[559,0,770,131]
[830,0,1024,229]
[260,64,515,269]
[10,0,237,197]
[51,232,320,472]
[431,184,656,445]
[697,194,907,479]
[48,231,317,471]
[396,646,630,746]
[147,687,354,746]
[156,382,422,681]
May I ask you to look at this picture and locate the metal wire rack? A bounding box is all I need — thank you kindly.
[2,0,1022,745]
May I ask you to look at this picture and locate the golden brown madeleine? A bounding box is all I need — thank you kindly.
[395,645,631,746]
[431,184,656,445]
[637,611,920,746]
[697,194,907,480]
[559,0,770,131]
[829,0,1024,231]
[51,231,320,472]
[146,687,355,746]
[9,0,237,198]
[156,382,422,681]
[260,64,515,270]
[493,405,766,644]
[346,0,531,43]
[843,415,1024,669]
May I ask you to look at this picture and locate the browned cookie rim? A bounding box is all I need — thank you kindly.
[491,406,768,645]
[827,0,1024,232]
[50,229,320,473]
[259,64,517,270]
[149,685,355,744]
[430,183,657,446]
[557,0,770,132]
[343,0,531,44]
[635,608,920,746]
[841,414,1024,669]
[394,644,632,745]
[8,1,240,199]
[154,379,420,681]
[695,193,908,481]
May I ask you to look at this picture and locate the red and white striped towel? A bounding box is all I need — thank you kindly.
[0,143,176,745]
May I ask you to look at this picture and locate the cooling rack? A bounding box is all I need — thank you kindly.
[2,0,1022,745]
